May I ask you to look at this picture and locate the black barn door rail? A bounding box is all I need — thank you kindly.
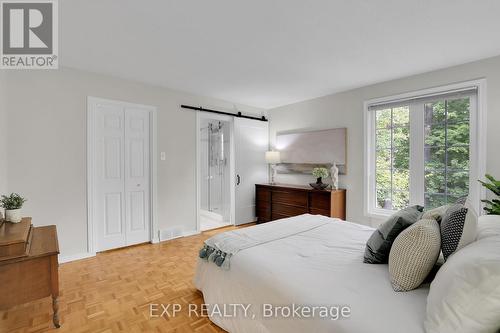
[181,104,268,122]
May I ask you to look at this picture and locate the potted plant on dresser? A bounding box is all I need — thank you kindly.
[310,167,330,190]
[0,193,26,223]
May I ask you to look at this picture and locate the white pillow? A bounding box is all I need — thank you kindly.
[477,215,500,240]
[461,198,478,247]
[424,216,500,333]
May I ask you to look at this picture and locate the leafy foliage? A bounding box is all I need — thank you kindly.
[423,99,469,208]
[312,167,329,179]
[375,98,470,210]
[0,193,27,210]
[375,107,411,210]
[479,174,500,215]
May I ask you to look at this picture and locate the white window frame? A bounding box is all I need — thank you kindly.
[364,79,487,219]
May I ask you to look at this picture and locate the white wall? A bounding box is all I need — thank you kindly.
[269,55,500,226]
[1,67,264,258]
[0,73,7,200]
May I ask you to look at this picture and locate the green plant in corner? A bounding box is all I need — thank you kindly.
[0,193,27,210]
[479,174,500,215]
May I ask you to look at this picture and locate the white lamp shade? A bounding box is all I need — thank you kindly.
[265,151,281,164]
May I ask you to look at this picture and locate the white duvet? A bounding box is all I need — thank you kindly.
[195,214,428,333]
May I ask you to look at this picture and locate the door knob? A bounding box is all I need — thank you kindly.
[236,174,241,185]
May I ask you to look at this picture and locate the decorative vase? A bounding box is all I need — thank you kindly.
[5,209,22,223]
[309,177,329,190]
[330,162,339,190]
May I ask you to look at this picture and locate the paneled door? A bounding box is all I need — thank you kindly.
[124,107,150,246]
[234,118,269,225]
[91,98,151,252]
[94,102,127,251]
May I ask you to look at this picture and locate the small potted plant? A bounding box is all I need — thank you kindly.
[310,167,329,190]
[0,193,27,223]
[479,174,500,215]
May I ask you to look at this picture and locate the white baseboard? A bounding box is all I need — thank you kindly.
[59,252,96,263]
[183,230,200,237]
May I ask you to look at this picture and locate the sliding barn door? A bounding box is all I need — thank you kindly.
[234,118,269,225]
[92,99,151,252]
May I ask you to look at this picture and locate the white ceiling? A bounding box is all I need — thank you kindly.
[61,0,500,109]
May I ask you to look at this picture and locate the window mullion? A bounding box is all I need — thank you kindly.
[409,102,425,206]
[390,108,394,207]
[368,110,377,214]
[444,100,449,204]
[467,94,481,214]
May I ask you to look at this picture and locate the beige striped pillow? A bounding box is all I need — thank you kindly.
[389,218,441,292]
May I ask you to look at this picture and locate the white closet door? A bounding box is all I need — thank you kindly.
[234,118,269,225]
[124,107,150,245]
[95,103,127,251]
[92,99,151,252]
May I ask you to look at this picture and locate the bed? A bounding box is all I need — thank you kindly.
[194,214,429,333]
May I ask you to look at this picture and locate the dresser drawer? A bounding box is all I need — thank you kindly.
[256,207,271,223]
[272,190,308,206]
[256,187,271,203]
[272,203,308,216]
[309,192,331,210]
[256,198,270,210]
[309,208,331,217]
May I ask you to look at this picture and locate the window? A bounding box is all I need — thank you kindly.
[424,98,470,208]
[365,81,486,218]
[375,106,410,210]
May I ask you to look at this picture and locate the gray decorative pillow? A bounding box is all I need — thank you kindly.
[441,199,477,260]
[364,205,424,264]
[389,218,441,292]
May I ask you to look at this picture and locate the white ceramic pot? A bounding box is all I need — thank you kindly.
[5,209,22,223]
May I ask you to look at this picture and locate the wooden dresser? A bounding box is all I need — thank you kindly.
[255,183,346,223]
[0,217,60,328]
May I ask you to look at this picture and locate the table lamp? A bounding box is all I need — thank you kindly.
[265,151,281,185]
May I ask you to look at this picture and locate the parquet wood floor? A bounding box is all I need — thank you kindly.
[0,224,252,333]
